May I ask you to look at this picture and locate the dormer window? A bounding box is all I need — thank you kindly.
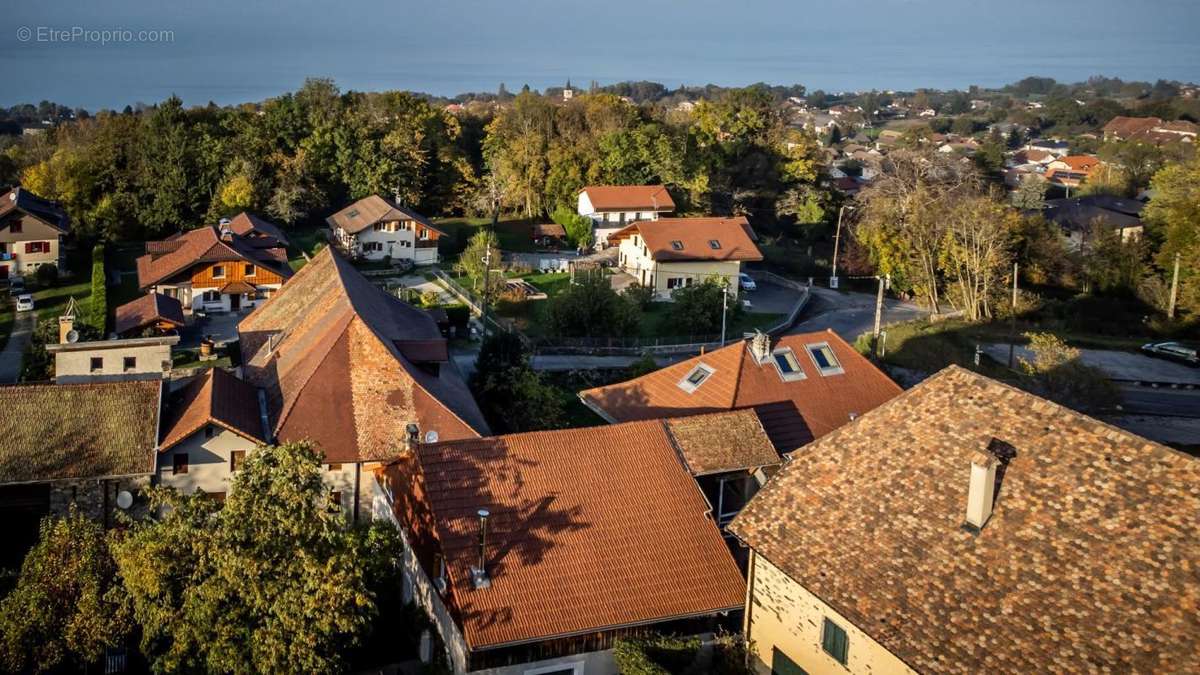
[670,240,684,251]
[709,239,721,249]
[772,348,806,382]
[807,342,844,376]
[678,363,714,393]
[347,208,359,218]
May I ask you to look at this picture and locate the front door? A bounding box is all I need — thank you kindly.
[230,293,241,311]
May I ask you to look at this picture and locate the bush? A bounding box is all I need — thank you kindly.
[669,278,741,336]
[545,273,639,338]
[33,263,58,287]
[1017,332,1120,412]
[612,635,701,675]
[443,304,471,337]
[89,244,107,333]
[551,205,594,249]
[21,318,101,381]
[621,283,656,310]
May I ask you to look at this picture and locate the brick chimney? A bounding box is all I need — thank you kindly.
[749,330,771,363]
[218,218,233,242]
[964,450,998,530]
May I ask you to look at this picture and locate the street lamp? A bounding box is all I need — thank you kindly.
[830,204,854,289]
[720,277,732,347]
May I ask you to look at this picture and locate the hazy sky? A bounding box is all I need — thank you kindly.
[3,0,1198,109]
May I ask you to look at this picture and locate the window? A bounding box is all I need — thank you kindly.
[9,222,21,234]
[211,265,225,279]
[231,450,246,472]
[202,290,220,303]
[24,241,49,254]
[244,263,255,277]
[123,356,136,372]
[807,342,844,376]
[821,618,849,665]
[524,663,584,675]
[709,239,722,250]
[328,463,342,471]
[204,425,215,439]
[172,454,189,475]
[346,208,359,218]
[329,491,342,511]
[419,228,431,240]
[771,647,808,675]
[772,348,806,382]
[89,357,103,372]
[677,363,714,393]
[666,277,684,289]
[670,240,684,250]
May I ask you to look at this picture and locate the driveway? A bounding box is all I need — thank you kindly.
[0,312,36,383]
[980,344,1200,386]
[179,312,243,349]
[790,286,925,342]
[742,280,801,314]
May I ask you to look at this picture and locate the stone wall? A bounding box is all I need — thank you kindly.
[48,475,152,524]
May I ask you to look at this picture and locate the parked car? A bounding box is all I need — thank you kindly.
[738,273,757,292]
[15,294,34,312]
[8,276,25,297]
[1140,341,1199,367]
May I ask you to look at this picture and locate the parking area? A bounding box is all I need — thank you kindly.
[742,279,803,314]
[179,311,244,349]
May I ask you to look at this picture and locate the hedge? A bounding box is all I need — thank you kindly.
[612,635,700,675]
[89,244,107,333]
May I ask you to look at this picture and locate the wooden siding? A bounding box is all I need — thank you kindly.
[190,261,283,288]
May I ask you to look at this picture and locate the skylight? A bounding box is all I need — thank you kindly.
[772,348,807,382]
[670,240,684,250]
[678,363,714,393]
[807,342,844,376]
[347,209,360,218]
[709,239,721,249]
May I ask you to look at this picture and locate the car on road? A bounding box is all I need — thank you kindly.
[15,294,34,312]
[738,273,757,292]
[1140,341,1199,367]
[7,276,25,297]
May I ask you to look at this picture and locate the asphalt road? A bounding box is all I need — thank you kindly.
[789,286,925,342]
[1117,384,1200,418]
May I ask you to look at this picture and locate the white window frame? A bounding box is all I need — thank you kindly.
[677,363,715,393]
[806,342,845,376]
[524,661,585,675]
[771,348,807,382]
[211,264,225,279]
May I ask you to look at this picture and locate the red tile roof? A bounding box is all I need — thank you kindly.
[579,185,675,213]
[608,217,763,262]
[239,248,485,462]
[114,293,185,336]
[136,225,293,289]
[381,417,748,650]
[1103,115,1161,139]
[225,212,289,247]
[580,331,902,453]
[325,195,443,235]
[159,368,266,451]
[730,366,1200,673]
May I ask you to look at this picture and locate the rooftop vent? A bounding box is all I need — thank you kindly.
[964,450,998,531]
[471,509,491,589]
[405,423,420,452]
[749,330,771,364]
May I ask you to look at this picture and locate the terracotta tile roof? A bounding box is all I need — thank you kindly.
[114,293,185,336]
[325,195,444,235]
[0,381,161,484]
[381,418,747,650]
[218,280,257,295]
[1103,115,1161,139]
[137,225,293,289]
[580,331,902,453]
[1016,148,1053,163]
[663,410,780,475]
[608,217,763,262]
[531,223,566,238]
[225,211,289,247]
[239,248,486,462]
[1051,155,1100,173]
[159,368,265,451]
[729,366,1200,674]
[579,185,675,213]
[0,187,70,233]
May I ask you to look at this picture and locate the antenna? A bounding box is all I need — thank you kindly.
[65,329,79,343]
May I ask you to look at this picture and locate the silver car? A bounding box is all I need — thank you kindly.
[1140,341,1199,367]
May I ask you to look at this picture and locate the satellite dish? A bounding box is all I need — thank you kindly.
[65,329,79,343]
[115,491,134,510]
[424,430,439,443]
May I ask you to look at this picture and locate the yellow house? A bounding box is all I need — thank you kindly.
[609,216,762,300]
[729,366,1200,675]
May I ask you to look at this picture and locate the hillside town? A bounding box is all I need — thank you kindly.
[0,71,1198,675]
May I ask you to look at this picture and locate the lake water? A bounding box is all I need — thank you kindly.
[3,0,1198,110]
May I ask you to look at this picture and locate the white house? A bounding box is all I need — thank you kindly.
[610,217,763,300]
[577,185,675,249]
[326,195,445,264]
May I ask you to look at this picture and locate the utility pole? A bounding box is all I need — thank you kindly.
[1008,262,1018,369]
[479,245,494,342]
[872,274,888,357]
[830,205,850,289]
[1167,252,1181,320]
[720,279,730,347]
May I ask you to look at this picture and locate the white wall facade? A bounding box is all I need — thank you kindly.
[53,342,173,383]
[578,192,663,249]
[341,222,439,264]
[617,235,743,300]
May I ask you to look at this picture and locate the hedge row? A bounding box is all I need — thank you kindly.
[89,244,107,333]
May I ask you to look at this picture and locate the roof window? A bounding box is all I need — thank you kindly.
[346,209,359,218]
[709,239,721,249]
[771,348,807,382]
[807,342,844,376]
[678,363,714,393]
[670,240,684,251]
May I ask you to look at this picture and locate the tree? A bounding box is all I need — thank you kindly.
[550,205,594,249]
[1144,156,1200,314]
[669,277,740,336]
[0,508,132,673]
[111,442,382,674]
[1018,332,1119,412]
[545,271,639,337]
[470,332,565,432]
[452,228,501,294]
[1081,220,1148,296]
[939,195,1016,321]
[1010,175,1047,210]
[90,243,107,332]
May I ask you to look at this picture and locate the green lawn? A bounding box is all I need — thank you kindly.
[286,225,329,271]
[638,304,785,340]
[433,216,541,259]
[31,280,92,325]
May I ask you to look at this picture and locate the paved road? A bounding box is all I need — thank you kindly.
[0,312,36,383]
[981,343,1200,386]
[789,287,926,342]
[1117,384,1200,418]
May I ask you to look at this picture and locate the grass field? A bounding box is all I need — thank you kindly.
[433,216,542,259]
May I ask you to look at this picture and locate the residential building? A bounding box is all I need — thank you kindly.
[238,247,487,519]
[114,292,185,337]
[1103,115,1198,144]
[577,185,676,248]
[1044,154,1101,187]
[1024,139,1070,157]
[326,195,444,264]
[1042,194,1144,248]
[0,380,162,568]
[609,216,763,299]
[580,330,901,456]
[0,187,70,278]
[137,219,293,313]
[223,211,290,247]
[47,335,178,384]
[374,414,751,674]
[729,366,1200,675]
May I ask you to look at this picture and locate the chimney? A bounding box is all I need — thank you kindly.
[964,450,998,531]
[471,508,491,589]
[749,330,772,363]
[218,218,233,242]
[58,314,74,344]
[405,423,420,452]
